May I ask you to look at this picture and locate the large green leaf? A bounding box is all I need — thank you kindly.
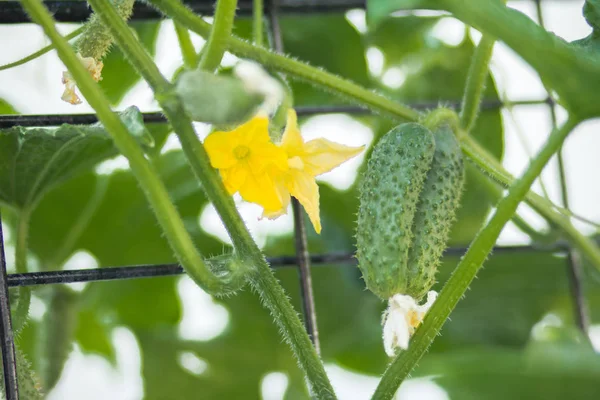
[0,124,114,210]
[280,14,370,105]
[365,15,440,68]
[99,21,161,105]
[0,107,155,210]
[414,342,600,399]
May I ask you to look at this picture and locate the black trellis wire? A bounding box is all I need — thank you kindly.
[0,0,588,399]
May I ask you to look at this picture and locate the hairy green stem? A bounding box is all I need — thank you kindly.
[460,35,495,131]
[82,0,335,396]
[198,0,238,71]
[430,0,600,118]
[373,117,580,400]
[0,26,84,72]
[461,135,600,269]
[174,22,198,68]
[21,0,243,297]
[12,209,31,333]
[253,0,264,46]
[75,0,135,59]
[148,0,420,121]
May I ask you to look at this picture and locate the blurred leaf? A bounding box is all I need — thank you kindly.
[0,98,18,114]
[583,0,600,32]
[281,14,370,105]
[41,287,78,390]
[0,124,114,209]
[99,21,161,105]
[366,0,436,27]
[414,342,600,399]
[0,107,159,210]
[571,0,600,53]
[365,15,440,68]
[175,69,263,125]
[75,309,115,363]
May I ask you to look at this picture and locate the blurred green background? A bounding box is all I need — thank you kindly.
[1,0,600,399]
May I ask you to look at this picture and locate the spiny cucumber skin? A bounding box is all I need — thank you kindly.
[406,124,465,300]
[75,0,135,60]
[356,123,436,300]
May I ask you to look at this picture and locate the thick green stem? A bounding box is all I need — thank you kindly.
[373,117,580,400]
[253,0,264,46]
[20,0,242,297]
[460,35,495,131]
[12,209,31,333]
[461,135,600,270]
[198,0,238,71]
[148,0,420,121]
[81,0,335,396]
[174,22,198,68]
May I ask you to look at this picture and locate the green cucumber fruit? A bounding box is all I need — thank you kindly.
[356,122,464,300]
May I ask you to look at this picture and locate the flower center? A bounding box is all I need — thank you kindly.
[288,156,305,170]
[407,310,422,330]
[233,145,251,160]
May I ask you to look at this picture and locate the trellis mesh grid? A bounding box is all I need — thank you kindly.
[0,0,587,398]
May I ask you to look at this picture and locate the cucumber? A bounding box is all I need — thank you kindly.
[406,124,465,300]
[356,123,436,300]
[356,122,464,301]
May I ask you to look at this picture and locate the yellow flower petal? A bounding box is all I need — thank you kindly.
[302,139,364,176]
[220,163,249,194]
[241,114,271,145]
[280,109,304,152]
[262,177,291,219]
[247,142,289,174]
[286,170,321,234]
[204,130,239,169]
[239,171,285,212]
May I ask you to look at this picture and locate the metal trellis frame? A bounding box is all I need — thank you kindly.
[0,0,590,399]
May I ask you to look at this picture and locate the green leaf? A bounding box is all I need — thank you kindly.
[413,342,600,399]
[572,1,600,52]
[583,0,600,32]
[0,98,18,114]
[366,0,436,28]
[280,14,370,105]
[41,287,78,390]
[75,309,115,363]
[365,15,440,68]
[99,21,161,105]
[175,69,264,126]
[0,124,114,209]
[0,107,156,210]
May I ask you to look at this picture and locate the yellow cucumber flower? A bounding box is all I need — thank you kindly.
[204,115,289,211]
[264,110,364,234]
